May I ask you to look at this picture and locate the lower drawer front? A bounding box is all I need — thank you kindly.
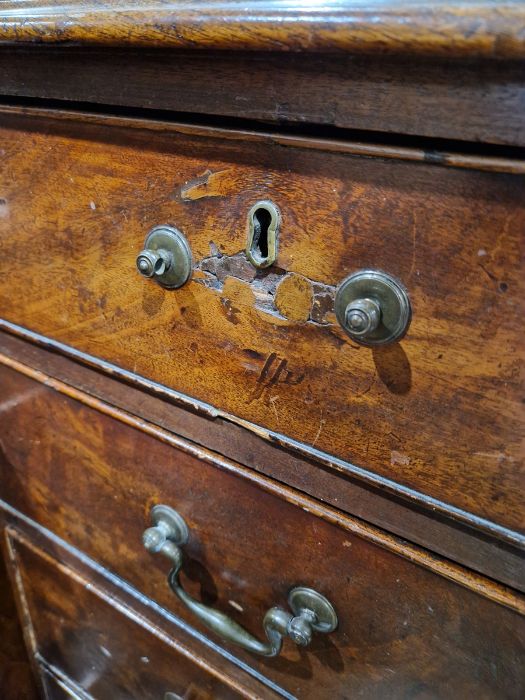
[40,672,73,700]
[6,529,245,700]
[0,364,524,698]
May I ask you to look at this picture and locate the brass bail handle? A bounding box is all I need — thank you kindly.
[143,505,338,658]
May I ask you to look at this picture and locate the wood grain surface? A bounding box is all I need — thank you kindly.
[1,1,525,58]
[40,670,87,700]
[3,49,525,147]
[0,364,524,698]
[0,110,523,533]
[5,529,250,700]
[1,505,283,700]
[0,550,38,700]
[1,330,524,593]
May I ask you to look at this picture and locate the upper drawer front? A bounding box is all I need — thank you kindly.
[0,111,523,532]
[0,364,524,699]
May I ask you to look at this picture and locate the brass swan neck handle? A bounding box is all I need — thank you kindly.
[143,504,338,658]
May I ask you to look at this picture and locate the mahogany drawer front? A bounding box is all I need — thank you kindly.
[40,672,72,700]
[1,111,524,534]
[5,528,248,700]
[0,544,39,700]
[1,111,525,531]
[0,364,524,699]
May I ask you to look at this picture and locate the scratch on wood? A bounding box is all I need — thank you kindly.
[312,411,326,447]
[478,262,498,283]
[269,395,280,425]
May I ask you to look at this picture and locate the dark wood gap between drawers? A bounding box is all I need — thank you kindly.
[2,513,290,700]
[0,100,524,175]
[1,320,524,567]
[0,336,523,612]
[1,47,525,148]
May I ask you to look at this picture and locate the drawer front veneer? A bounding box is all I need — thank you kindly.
[4,528,248,700]
[0,110,523,533]
[0,364,523,698]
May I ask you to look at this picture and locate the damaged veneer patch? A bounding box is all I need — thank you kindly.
[178,169,337,326]
[194,244,337,326]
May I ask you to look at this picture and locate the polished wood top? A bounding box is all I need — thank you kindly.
[0,1,524,58]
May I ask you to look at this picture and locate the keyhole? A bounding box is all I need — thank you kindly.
[253,207,271,258]
[246,201,280,268]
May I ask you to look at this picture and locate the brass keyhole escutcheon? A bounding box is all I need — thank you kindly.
[246,200,280,269]
[136,225,192,289]
[335,270,411,346]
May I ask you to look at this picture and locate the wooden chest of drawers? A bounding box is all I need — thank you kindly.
[0,2,524,699]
